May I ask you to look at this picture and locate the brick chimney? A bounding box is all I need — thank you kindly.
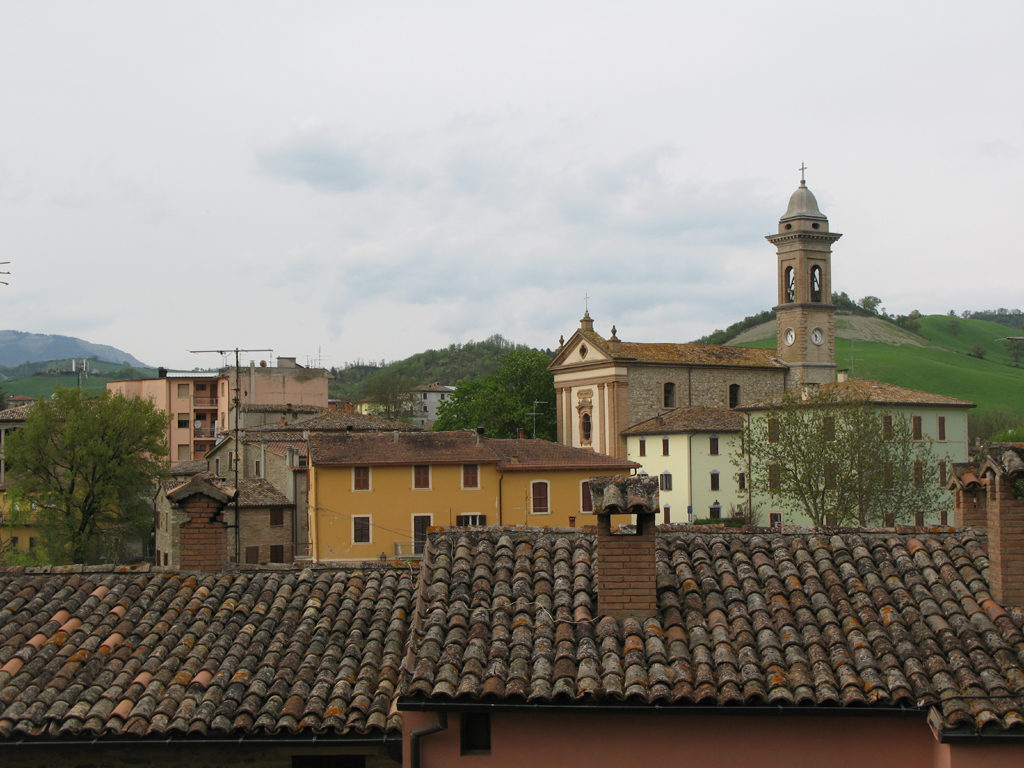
[589,474,660,619]
[980,449,1024,605]
[167,475,236,571]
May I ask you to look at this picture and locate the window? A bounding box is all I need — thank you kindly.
[915,509,924,527]
[709,502,721,519]
[824,463,837,490]
[784,266,795,302]
[531,481,549,514]
[638,439,646,457]
[270,545,285,563]
[354,466,370,491]
[353,516,371,543]
[163,552,168,566]
[939,460,947,486]
[823,416,835,442]
[663,382,676,408]
[460,712,491,754]
[660,472,673,491]
[413,515,431,554]
[414,465,431,489]
[738,472,746,490]
[769,512,782,528]
[456,514,487,526]
[769,464,781,490]
[245,546,259,564]
[214,458,220,475]
[810,265,822,302]
[177,383,190,398]
[581,481,593,512]
[914,460,924,489]
[582,413,592,442]
[463,464,479,489]
[662,438,670,456]
[270,508,284,527]
[422,392,428,400]
[177,413,189,429]
[938,416,946,441]
[883,415,894,440]
[912,415,923,440]
[176,444,190,461]
[10,536,18,549]
[255,460,261,477]
[710,471,720,491]
[767,418,780,443]
[729,384,740,409]
[940,508,948,526]
[663,505,671,524]
[709,436,719,455]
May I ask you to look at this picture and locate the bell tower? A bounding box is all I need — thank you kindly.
[766,170,842,389]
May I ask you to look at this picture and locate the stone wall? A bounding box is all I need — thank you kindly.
[238,506,293,563]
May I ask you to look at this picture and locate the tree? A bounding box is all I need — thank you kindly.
[5,388,168,564]
[969,343,987,359]
[735,389,945,527]
[433,348,556,440]
[1003,338,1024,367]
[361,370,417,420]
[859,296,882,315]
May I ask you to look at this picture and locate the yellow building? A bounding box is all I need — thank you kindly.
[308,430,637,561]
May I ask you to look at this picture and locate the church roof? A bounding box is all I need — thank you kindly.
[780,179,828,222]
[616,341,783,368]
[623,405,744,435]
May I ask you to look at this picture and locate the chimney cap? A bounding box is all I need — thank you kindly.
[589,474,659,516]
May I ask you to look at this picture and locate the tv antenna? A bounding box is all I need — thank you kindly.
[0,262,9,286]
[189,346,273,563]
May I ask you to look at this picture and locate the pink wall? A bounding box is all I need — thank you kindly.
[404,710,1024,768]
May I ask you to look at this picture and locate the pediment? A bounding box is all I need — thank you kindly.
[549,330,612,370]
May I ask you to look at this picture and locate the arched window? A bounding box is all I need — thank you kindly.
[810,265,822,302]
[784,266,795,303]
[728,383,740,409]
[663,382,676,408]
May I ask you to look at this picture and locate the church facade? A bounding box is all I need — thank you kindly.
[549,177,843,460]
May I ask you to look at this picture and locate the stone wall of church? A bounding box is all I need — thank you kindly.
[626,365,786,427]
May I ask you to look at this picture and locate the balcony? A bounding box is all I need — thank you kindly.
[193,397,218,408]
[393,541,425,559]
[193,427,217,439]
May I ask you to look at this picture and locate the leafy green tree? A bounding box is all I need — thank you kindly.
[361,370,417,420]
[433,348,556,439]
[5,388,168,564]
[735,389,946,527]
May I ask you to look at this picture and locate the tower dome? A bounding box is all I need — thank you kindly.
[780,179,828,223]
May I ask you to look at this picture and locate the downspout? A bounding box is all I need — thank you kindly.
[687,433,693,522]
[498,468,504,526]
[410,711,447,768]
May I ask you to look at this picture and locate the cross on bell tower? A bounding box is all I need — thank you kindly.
[766,172,842,389]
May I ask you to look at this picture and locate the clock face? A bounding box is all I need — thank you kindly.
[811,328,823,345]
[785,328,795,346]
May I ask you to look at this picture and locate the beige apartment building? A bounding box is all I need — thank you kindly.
[108,356,329,464]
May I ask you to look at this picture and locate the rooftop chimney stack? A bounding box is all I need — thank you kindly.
[589,474,660,619]
[980,449,1024,605]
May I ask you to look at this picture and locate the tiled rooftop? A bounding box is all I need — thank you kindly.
[559,331,784,369]
[243,410,423,435]
[0,564,414,740]
[401,526,1024,734]
[740,379,975,410]
[622,405,744,435]
[0,403,35,424]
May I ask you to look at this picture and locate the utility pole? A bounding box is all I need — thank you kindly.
[190,347,273,563]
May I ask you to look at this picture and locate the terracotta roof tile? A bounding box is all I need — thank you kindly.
[400,527,1024,734]
[740,378,975,410]
[616,342,784,368]
[622,406,744,435]
[0,564,414,741]
[243,410,423,435]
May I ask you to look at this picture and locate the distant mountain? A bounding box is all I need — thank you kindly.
[0,330,147,368]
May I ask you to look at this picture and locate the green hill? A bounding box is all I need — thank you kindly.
[1,359,158,399]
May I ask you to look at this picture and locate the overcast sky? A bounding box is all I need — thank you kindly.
[2,1,1021,371]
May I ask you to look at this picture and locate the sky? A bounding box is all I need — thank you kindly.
[2,1,1022,371]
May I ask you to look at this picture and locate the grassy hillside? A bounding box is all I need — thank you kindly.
[1,359,158,399]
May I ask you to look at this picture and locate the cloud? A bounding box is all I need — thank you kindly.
[257,134,375,192]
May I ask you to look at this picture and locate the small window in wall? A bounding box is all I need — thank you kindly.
[456,514,487,526]
[461,712,491,755]
[582,412,592,442]
[413,515,431,554]
[769,512,782,528]
[823,416,836,442]
[914,460,924,489]
[581,481,593,512]
[738,472,746,490]
[269,508,284,527]
[177,413,189,429]
[354,466,370,491]
[938,416,946,441]
[214,458,220,475]
[660,472,673,491]
[662,438,670,456]
[784,266,795,303]
[912,415,923,440]
[176,444,190,461]
[914,509,924,527]
[531,481,549,514]
[938,460,947,486]
[270,545,285,563]
[177,383,190,398]
[463,464,479,489]
[255,460,261,477]
[353,516,371,543]
[638,439,646,457]
[729,384,740,409]
[824,463,837,490]
[245,546,259,564]
[710,471,720,491]
[940,508,948,526]
[422,392,428,400]
[709,502,721,519]
[414,465,431,489]
[163,552,168,566]
[709,436,719,455]
[663,505,671,524]
[769,464,781,490]
[767,418,780,443]
[810,265,822,302]
[664,383,676,408]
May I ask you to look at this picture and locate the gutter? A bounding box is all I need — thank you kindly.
[409,711,447,768]
[0,733,400,748]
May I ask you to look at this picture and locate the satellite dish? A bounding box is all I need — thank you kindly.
[194,420,202,429]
